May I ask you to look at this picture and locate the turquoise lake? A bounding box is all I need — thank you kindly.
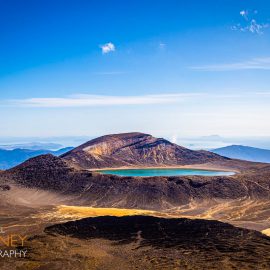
[99,168,235,177]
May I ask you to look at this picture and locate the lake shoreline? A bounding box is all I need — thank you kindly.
[91,164,238,173]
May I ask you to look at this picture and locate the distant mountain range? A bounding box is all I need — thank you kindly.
[0,147,73,169]
[0,142,63,150]
[211,145,270,163]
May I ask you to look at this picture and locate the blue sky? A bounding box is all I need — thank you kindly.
[0,0,270,145]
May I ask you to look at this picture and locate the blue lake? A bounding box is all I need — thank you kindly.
[99,168,235,177]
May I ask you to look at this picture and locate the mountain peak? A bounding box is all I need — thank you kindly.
[62,132,226,169]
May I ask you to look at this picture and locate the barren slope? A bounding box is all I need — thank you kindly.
[2,154,270,210]
[61,132,228,169]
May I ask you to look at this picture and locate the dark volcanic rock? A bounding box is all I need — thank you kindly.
[45,215,270,269]
[1,154,270,209]
[61,132,228,169]
[3,154,76,191]
[45,215,255,246]
[0,184,10,191]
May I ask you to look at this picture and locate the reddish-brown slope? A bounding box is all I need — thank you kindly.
[61,132,228,169]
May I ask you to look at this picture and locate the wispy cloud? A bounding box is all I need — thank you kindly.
[254,91,270,97]
[8,93,202,108]
[159,42,166,49]
[92,71,126,75]
[232,9,269,34]
[100,42,115,54]
[232,20,269,35]
[190,57,270,71]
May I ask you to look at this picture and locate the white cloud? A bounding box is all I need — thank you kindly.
[240,10,248,20]
[233,9,269,34]
[190,57,270,71]
[100,42,115,54]
[8,93,203,108]
[240,10,245,16]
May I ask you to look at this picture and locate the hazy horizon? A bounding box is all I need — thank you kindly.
[1,133,270,150]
